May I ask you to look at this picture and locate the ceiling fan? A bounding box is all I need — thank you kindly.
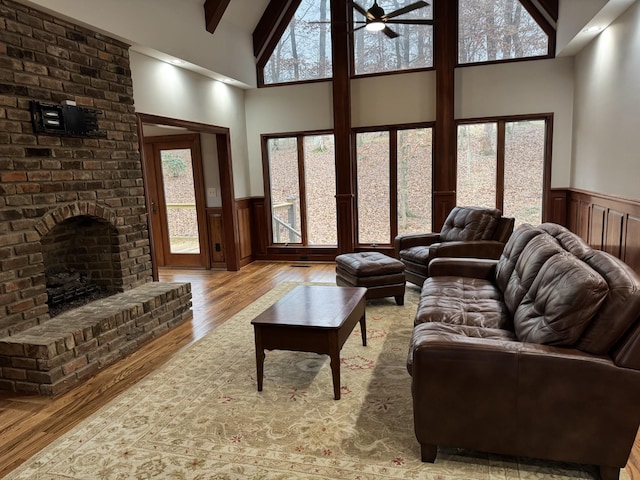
[352,1,434,38]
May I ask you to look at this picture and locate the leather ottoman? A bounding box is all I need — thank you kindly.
[335,252,405,305]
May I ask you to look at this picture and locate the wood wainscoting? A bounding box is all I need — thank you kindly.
[563,189,640,274]
[205,199,255,270]
[239,190,640,273]
[236,198,254,268]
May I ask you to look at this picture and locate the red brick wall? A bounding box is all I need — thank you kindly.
[0,0,153,338]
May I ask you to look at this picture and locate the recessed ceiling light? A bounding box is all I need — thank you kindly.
[584,26,603,33]
[169,59,185,65]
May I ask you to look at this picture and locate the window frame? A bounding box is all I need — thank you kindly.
[353,122,435,247]
[456,0,555,68]
[350,0,435,79]
[455,113,553,221]
[255,0,556,86]
[261,130,338,248]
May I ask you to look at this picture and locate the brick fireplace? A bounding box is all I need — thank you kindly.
[0,0,192,395]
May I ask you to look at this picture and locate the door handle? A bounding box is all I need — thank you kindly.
[151,200,157,214]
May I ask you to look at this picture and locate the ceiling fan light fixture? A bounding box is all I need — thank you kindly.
[365,20,386,31]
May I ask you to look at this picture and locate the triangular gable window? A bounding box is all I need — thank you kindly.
[263,0,333,85]
[458,0,550,64]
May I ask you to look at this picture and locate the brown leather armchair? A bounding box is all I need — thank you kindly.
[394,206,514,286]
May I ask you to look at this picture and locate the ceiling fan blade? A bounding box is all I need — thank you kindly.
[353,1,375,21]
[384,18,434,25]
[383,1,429,20]
[383,26,400,38]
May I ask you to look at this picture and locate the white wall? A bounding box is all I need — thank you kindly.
[352,71,437,127]
[131,51,251,199]
[19,0,257,87]
[572,1,640,200]
[455,57,575,187]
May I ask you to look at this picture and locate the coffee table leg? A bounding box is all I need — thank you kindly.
[360,312,367,347]
[254,327,264,392]
[329,333,341,400]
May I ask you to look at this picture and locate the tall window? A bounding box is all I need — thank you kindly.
[263,0,332,85]
[353,0,434,76]
[265,134,337,245]
[356,126,433,245]
[458,0,549,65]
[457,117,549,225]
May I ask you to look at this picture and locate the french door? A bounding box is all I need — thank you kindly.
[143,134,209,267]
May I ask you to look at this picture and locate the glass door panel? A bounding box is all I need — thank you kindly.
[144,134,207,268]
[159,148,200,254]
[267,137,302,244]
[397,128,433,235]
[457,123,498,209]
[504,120,545,225]
[304,135,337,245]
[357,131,390,244]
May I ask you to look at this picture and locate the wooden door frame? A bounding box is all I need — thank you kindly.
[137,113,240,278]
[143,133,210,268]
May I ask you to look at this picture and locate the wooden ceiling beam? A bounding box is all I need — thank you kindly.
[534,0,559,23]
[253,0,301,61]
[520,0,558,30]
[204,0,231,34]
[520,0,557,56]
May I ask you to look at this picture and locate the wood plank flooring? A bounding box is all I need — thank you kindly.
[0,261,638,478]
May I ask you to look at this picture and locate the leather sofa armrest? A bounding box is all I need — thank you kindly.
[427,240,506,261]
[408,323,640,467]
[394,233,441,256]
[427,257,497,279]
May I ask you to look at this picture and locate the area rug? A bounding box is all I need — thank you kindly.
[5,282,621,479]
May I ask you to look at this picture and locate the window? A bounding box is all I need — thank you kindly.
[265,134,337,245]
[356,126,433,245]
[457,117,549,225]
[263,0,333,85]
[458,0,549,65]
[353,0,434,76]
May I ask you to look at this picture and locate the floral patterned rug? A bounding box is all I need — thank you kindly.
[6,282,622,479]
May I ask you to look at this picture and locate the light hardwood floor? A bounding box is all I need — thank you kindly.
[0,261,638,478]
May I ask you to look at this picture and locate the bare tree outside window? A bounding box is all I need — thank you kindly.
[266,135,338,245]
[458,0,548,64]
[456,118,548,226]
[263,0,332,85]
[353,0,434,75]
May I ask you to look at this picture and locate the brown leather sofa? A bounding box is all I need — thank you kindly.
[394,206,514,287]
[406,223,640,480]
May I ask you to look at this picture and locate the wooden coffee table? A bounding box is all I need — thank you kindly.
[251,285,367,400]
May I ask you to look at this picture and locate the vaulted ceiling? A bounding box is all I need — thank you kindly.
[205,0,560,66]
[17,0,637,89]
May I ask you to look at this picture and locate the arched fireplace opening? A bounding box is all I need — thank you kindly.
[41,215,122,317]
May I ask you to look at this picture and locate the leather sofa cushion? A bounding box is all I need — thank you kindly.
[399,245,431,265]
[514,251,609,346]
[439,206,501,242]
[577,249,640,355]
[335,251,404,276]
[406,322,517,373]
[416,276,511,329]
[495,223,544,294]
[502,233,565,316]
